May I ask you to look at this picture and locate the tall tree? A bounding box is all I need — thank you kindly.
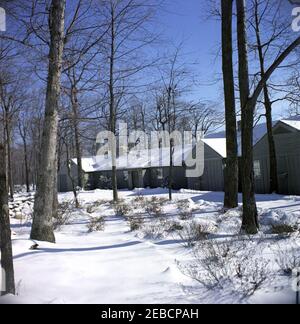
[31,0,66,243]
[221,0,238,210]
[249,0,289,194]
[236,0,259,234]
[0,143,15,296]
[95,0,158,202]
[18,115,30,192]
[236,0,300,234]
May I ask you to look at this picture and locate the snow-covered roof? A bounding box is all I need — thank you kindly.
[206,116,300,156]
[74,117,300,173]
[202,138,227,158]
[74,144,196,173]
[280,117,300,131]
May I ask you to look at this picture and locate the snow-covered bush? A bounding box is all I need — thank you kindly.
[141,223,166,240]
[87,216,105,232]
[132,196,147,209]
[113,200,132,216]
[86,200,106,214]
[145,197,164,218]
[140,217,171,240]
[53,201,73,230]
[176,199,193,220]
[271,223,297,236]
[275,247,300,276]
[127,215,144,232]
[260,209,300,234]
[167,221,184,233]
[176,221,210,248]
[178,238,270,298]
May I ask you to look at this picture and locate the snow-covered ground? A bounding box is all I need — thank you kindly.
[1,188,300,304]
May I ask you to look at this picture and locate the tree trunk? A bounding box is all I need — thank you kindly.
[20,128,30,193]
[168,141,174,201]
[65,140,80,208]
[253,1,279,194]
[4,117,14,200]
[221,0,239,210]
[109,4,118,202]
[24,139,30,193]
[31,0,66,243]
[71,84,84,189]
[236,0,259,234]
[0,143,15,296]
[264,87,278,193]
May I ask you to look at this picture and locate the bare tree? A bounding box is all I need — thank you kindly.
[153,46,194,200]
[221,0,239,210]
[31,0,66,243]
[94,0,159,202]
[249,0,293,194]
[236,0,300,234]
[0,69,24,200]
[0,143,15,296]
[18,114,30,192]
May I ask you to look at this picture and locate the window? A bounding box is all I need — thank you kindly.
[254,160,262,179]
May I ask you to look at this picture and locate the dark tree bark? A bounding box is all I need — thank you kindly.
[221,0,239,210]
[18,122,30,193]
[2,109,14,201]
[109,2,118,202]
[235,1,300,234]
[70,83,84,189]
[31,0,66,243]
[253,0,279,194]
[236,0,259,234]
[0,143,15,296]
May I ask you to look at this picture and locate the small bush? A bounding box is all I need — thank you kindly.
[53,201,73,230]
[113,200,132,216]
[178,238,270,297]
[86,200,106,214]
[271,223,297,235]
[167,221,184,233]
[132,196,147,209]
[87,216,105,232]
[142,223,166,240]
[177,222,210,248]
[145,197,164,217]
[127,215,144,232]
[276,248,300,276]
[176,199,193,220]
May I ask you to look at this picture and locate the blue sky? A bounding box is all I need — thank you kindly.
[159,0,222,103]
[158,0,299,119]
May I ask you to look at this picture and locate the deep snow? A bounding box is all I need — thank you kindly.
[1,189,300,304]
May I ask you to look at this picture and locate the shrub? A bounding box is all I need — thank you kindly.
[178,238,270,297]
[132,196,147,209]
[87,216,105,232]
[167,221,184,233]
[86,200,107,214]
[271,223,297,235]
[141,222,166,240]
[145,197,164,217]
[275,247,300,276]
[176,199,193,220]
[176,222,210,248]
[113,200,132,216]
[127,215,144,232]
[53,201,73,230]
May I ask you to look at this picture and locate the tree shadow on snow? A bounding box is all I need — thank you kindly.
[13,240,143,260]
